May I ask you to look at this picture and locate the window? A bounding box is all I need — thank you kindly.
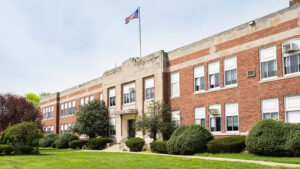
[99,93,103,100]
[90,95,94,101]
[262,98,279,119]
[194,66,205,92]
[123,82,135,104]
[50,126,53,133]
[85,97,89,104]
[51,106,54,118]
[224,57,237,86]
[225,103,239,132]
[171,72,180,97]
[208,61,220,89]
[68,102,72,115]
[260,46,277,79]
[72,101,76,115]
[209,105,221,132]
[80,98,84,111]
[171,110,180,126]
[60,125,63,135]
[195,107,205,127]
[109,88,116,107]
[43,108,45,120]
[64,103,67,117]
[47,107,50,119]
[61,104,64,117]
[109,117,116,136]
[285,95,300,124]
[283,40,300,75]
[64,124,68,133]
[145,77,154,100]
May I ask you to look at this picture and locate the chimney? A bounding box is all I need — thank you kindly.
[290,0,300,6]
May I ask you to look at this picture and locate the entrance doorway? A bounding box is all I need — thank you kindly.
[128,119,135,138]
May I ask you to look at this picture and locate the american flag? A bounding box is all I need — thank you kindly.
[125,8,139,24]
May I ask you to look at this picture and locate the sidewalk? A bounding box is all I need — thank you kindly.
[82,150,300,168]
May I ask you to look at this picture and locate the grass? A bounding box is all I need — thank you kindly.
[195,153,300,165]
[0,148,295,169]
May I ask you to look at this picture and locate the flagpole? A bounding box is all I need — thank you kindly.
[138,6,142,58]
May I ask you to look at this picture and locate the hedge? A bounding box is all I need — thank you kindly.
[207,136,246,154]
[167,124,213,155]
[56,133,79,149]
[69,140,88,149]
[246,119,300,156]
[39,133,59,147]
[88,137,113,150]
[125,137,145,152]
[150,141,168,154]
[0,144,13,155]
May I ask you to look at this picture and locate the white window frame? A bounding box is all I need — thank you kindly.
[171,72,180,98]
[225,103,239,133]
[85,97,89,104]
[109,117,116,136]
[194,65,205,92]
[109,88,116,107]
[171,110,180,126]
[261,98,279,119]
[144,77,154,100]
[72,101,76,115]
[224,56,237,87]
[123,82,136,104]
[208,61,220,90]
[90,95,94,101]
[259,45,277,80]
[282,38,300,76]
[64,103,68,117]
[209,104,221,133]
[194,107,205,127]
[284,95,300,124]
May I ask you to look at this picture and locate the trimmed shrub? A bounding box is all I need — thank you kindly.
[0,144,13,155]
[150,141,168,154]
[0,122,43,146]
[167,124,213,155]
[207,136,246,154]
[18,145,34,154]
[88,137,113,150]
[51,142,56,148]
[125,137,145,152]
[56,133,79,149]
[246,119,300,156]
[39,133,59,147]
[69,140,88,149]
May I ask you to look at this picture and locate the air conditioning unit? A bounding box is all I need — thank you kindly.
[247,70,256,78]
[209,109,219,115]
[283,42,299,53]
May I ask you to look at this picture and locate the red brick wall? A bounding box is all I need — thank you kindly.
[168,35,300,134]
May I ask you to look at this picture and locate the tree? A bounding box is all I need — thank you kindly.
[0,94,42,133]
[73,100,109,138]
[25,93,40,108]
[39,92,50,97]
[135,101,177,141]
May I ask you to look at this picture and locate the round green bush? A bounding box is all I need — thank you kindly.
[69,140,88,149]
[150,141,168,154]
[125,137,145,152]
[51,142,56,148]
[88,137,113,150]
[0,122,43,146]
[0,144,13,155]
[207,136,246,154]
[246,119,300,156]
[167,124,213,155]
[39,133,59,147]
[56,133,79,149]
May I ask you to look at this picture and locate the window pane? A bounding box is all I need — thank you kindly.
[271,112,278,119]
[195,119,201,124]
[201,119,205,127]
[290,55,299,73]
[225,70,231,85]
[194,77,200,91]
[261,62,268,78]
[233,116,239,131]
[268,60,277,77]
[231,69,237,84]
[263,113,271,119]
[226,116,232,131]
[200,76,204,90]
[215,73,220,87]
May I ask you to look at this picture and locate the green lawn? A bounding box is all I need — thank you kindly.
[195,153,300,165]
[0,148,296,169]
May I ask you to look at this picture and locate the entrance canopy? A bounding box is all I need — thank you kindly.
[114,109,137,115]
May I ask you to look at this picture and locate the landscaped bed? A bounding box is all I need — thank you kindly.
[0,148,292,169]
[195,153,300,165]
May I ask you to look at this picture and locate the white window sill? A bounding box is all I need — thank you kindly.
[194,85,238,95]
[224,84,238,88]
[226,131,240,134]
[170,96,180,99]
[212,131,249,136]
[208,87,221,91]
[144,99,154,102]
[123,102,135,106]
[109,106,116,108]
[60,115,75,119]
[259,72,300,84]
[42,118,54,121]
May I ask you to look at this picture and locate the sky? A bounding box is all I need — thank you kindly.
[0,0,289,96]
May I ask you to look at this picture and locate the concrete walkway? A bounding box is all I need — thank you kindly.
[82,150,300,168]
